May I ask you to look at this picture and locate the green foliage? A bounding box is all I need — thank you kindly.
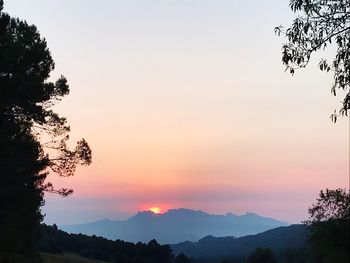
[276,0,350,120]
[305,189,350,263]
[0,0,91,260]
[246,249,276,263]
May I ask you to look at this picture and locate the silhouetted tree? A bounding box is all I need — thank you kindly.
[246,248,276,263]
[280,248,309,263]
[275,0,350,121]
[0,121,47,263]
[306,188,350,222]
[305,189,349,263]
[0,0,91,261]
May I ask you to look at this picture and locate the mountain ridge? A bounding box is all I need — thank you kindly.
[60,208,289,244]
[170,224,308,259]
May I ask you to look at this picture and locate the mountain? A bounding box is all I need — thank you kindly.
[39,224,308,263]
[60,208,289,244]
[171,224,308,259]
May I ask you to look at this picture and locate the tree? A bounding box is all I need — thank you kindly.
[175,253,193,263]
[280,248,308,263]
[275,0,350,121]
[0,119,47,263]
[246,248,276,263]
[0,0,91,261]
[306,188,350,222]
[305,189,349,263]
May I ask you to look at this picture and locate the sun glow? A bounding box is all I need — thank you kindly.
[149,207,162,214]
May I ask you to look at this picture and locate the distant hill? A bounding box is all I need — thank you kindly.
[61,208,289,244]
[171,224,308,259]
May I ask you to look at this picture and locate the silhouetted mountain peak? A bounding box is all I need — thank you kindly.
[165,208,209,217]
[62,208,289,244]
[128,210,161,221]
[137,210,156,216]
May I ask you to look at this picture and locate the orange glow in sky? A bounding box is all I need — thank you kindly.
[149,207,162,214]
[12,0,348,226]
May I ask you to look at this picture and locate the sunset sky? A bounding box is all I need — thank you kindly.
[5,0,349,225]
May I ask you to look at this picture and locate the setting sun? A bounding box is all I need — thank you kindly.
[149,207,162,214]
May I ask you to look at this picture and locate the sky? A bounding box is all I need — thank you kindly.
[4,0,349,225]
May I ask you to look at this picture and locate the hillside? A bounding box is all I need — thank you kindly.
[61,208,289,244]
[171,224,308,259]
[37,225,173,263]
[42,253,108,263]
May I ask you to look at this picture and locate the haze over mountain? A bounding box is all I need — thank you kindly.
[61,208,289,244]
